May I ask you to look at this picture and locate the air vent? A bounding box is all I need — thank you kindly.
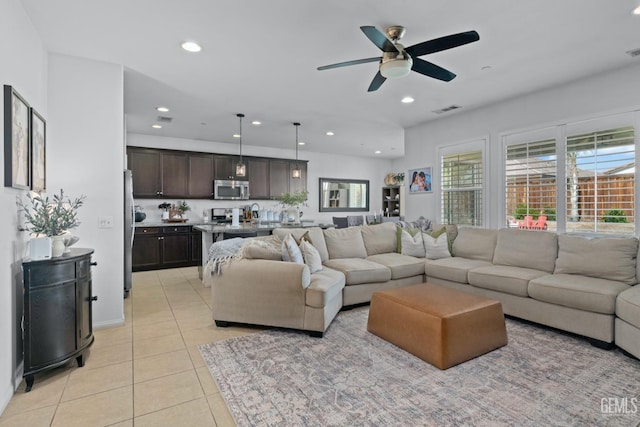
[626,48,640,58]
[157,116,173,123]
[432,105,462,114]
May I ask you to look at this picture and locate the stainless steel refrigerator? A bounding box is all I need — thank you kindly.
[124,170,134,298]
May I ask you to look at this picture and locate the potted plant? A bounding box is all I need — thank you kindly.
[19,189,86,257]
[280,190,309,222]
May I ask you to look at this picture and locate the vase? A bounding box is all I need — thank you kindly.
[51,235,66,257]
[286,207,300,223]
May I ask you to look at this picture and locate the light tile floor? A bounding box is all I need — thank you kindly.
[0,266,257,427]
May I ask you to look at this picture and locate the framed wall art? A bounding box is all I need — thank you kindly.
[31,108,46,192]
[408,166,432,193]
[4,85,31,189]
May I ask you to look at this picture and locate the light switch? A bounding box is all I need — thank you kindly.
[99,216,114,228]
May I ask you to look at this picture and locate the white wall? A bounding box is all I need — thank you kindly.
[127,133,393,224]
[395,62,640,229]
[0,0,48,412]
[48,54,125,328]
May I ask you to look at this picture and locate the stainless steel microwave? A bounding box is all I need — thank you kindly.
[213,179,250,200]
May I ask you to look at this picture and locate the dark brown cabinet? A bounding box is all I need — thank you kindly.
[161,152,188,197]
[214,155,245,180]
[382,186,403,217]
[22,248,96,392]
[128,148,161,197]
[188,153,214,198]
[133,226,201,271]
[248,158,270,199]
[269,159,290,199]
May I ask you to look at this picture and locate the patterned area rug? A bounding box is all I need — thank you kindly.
[199,309,640,426]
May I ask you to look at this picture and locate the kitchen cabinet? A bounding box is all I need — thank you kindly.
[161,152,188,197]
[188,153,214,198]
[248,158,270,199]
[215,155,248,181]
[128,148,161,197]
[269,159,290,199]
[22,248,96,392]
[132,226,201,271]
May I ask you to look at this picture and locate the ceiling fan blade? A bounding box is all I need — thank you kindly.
[360,26,399,53]
[317,56,381,71]
[412,58,456,82]
[367,71,386,92]
[406,31,479,57]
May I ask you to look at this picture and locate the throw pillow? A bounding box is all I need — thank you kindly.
[299,239,322,273]
[396,226,421,253]
[281,234,304,264]
[292,230,313,245]
[243,238,282,260]
[397,227,425,257]
[423,230,451,260]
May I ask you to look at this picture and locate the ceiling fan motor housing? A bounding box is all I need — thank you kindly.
[380,44,413,79]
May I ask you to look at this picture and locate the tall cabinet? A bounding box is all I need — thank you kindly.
[382,186,404,217]
[21,248,97,391]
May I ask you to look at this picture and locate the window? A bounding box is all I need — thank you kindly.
[566,126,635,235]
[441,150,483,225]
[505,139,557,231]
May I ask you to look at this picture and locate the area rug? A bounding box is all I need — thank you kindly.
[199,309,640,426]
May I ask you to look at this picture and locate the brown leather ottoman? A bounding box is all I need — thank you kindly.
[367,283,508,369]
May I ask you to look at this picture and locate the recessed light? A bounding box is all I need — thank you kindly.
[181,41,202,52]
[481,65,492,71]
[152,124,162,129]
[298,141,305,146]
[232,134,240,138]
[326,131,334,136]
[251,121,261,125]
[156,106,169,112]
[375,150,381,154]
[633,5,640,14]
[401,96,414,104]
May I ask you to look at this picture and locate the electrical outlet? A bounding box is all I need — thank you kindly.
[99,216,114,228]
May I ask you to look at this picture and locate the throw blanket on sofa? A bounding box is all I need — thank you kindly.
[203,238,246,278]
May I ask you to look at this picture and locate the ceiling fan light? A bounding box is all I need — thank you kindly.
[380,57,413,79]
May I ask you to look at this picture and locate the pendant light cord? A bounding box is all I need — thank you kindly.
[237,113,244,162]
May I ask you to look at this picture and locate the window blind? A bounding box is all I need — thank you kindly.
[441,150,483,226]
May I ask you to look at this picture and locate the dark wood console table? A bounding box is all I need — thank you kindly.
[21,248,97,391]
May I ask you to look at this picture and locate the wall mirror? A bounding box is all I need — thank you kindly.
[319,178,369,212]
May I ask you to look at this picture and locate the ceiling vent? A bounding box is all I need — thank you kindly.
[432,105,462,114]
[626,48,640,58]
[157,116,173,123]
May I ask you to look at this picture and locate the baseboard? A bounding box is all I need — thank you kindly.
[0,380,15,417]
[93,317,125,330]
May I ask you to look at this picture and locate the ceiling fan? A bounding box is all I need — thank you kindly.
[317,26,479,92]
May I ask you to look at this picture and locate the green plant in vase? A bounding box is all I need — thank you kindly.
[19,189,86,257]
[280,190,308,222]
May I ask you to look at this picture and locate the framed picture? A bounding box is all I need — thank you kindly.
[408,167,432,193]
[31,108,46,192]
[4,85,31,189]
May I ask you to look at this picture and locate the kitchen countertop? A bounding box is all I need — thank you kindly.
[134,221,199,227]
[193,221,334,233]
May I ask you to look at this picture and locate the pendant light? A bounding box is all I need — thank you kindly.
[292,122,301,179]
[235,113,246,177]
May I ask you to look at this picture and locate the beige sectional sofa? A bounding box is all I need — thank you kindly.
[208,223,640,358]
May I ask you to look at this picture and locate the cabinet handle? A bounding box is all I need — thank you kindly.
[159,237,164,240]
[90,262,98,266]
[90,296,98,301]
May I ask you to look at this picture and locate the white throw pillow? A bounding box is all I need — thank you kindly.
[299,239,323,273]
[399,228,426,257]
[281,234,304,264]
[423,232,451,260]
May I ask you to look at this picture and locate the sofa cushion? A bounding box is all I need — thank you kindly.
[273,227,330,262]
[468,265,549,297]
[300,239,322,273]
[362,222,397,255]
[366,253,425,279]
[452,228,497,262]
[281,234,304,264]
[323,258,391,285]
[423,230,451,260]
[305,267,345,308]
[616,286,640,329]
[492,228,558,273]
[323,227,367,259]
[425,257,494,284]
[242,237,282,261]
[529,274,630,315]
[555,235,638,285]
[396,227,425,257]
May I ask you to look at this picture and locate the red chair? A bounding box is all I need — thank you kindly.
[532,215,548,230]
[518,215,534,229]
